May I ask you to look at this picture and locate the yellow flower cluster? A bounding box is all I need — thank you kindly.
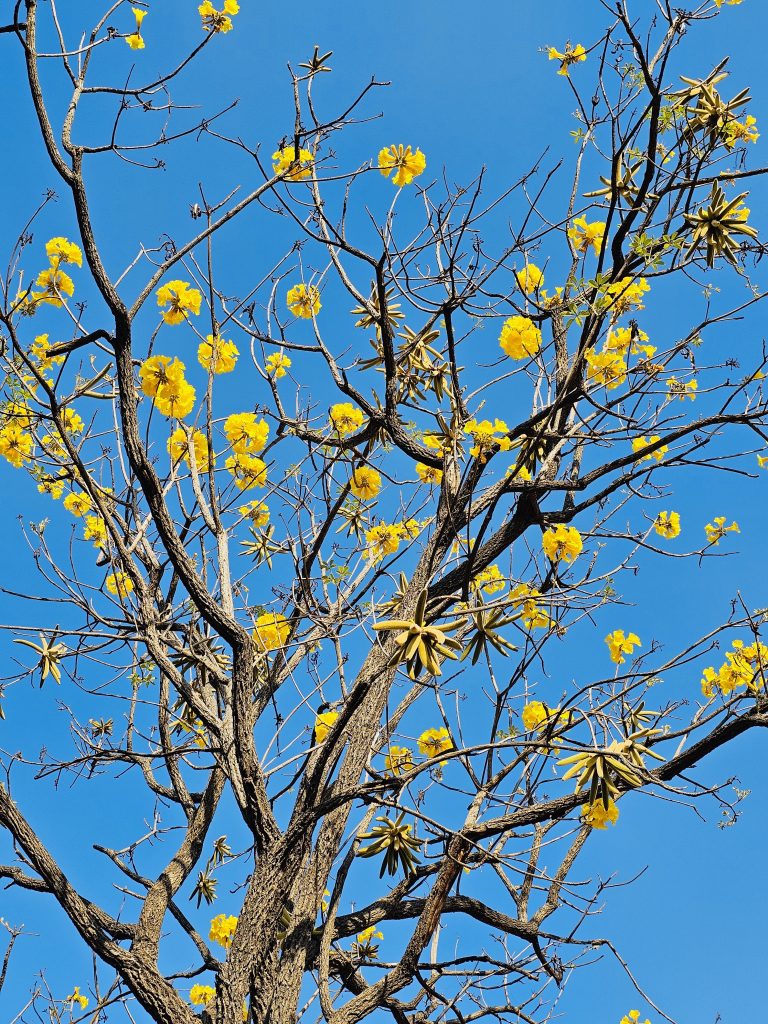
[168,427,212,474]
[287,283,321,319]
[126,7,147,49]
[329,402,364,435]
[350,465,381,500]
[666,376,697,401]
[314,709,339,743]
[209,913,238,949]
[547,43,587,76]
[139,355,196,418]
[156,279,202,325]
[198,334,239,374]
[190,984,214,1006]
[499,316,542,360]
[415,462,443,485]
[585,346,627,390]
[568,217,605,256]
[199,0,239,33]
[105,571,134,598]
[417,726,453,765]
[542,524,582,564]
[252,612,290,653]
[21,236,82,312]
[515,263,544,294]
[464,418,512,461]
[632,435,667,463]
[582,797,619,829]
[509,583,550,629]
[605,629,641,665]
[603,276,650,315]
[66,987,89,1010]
[224,412,269,491]
[653,510,681,539]
[471,564,506,595]
[378,144,426,186]
[701,638,767,698]
[384,745,416,776]
[0,403,34,467]
[364,520,420,561]
[704,516,739,546]
[265,351,292,378]
[239,500,270,527]
[272,145,314,180]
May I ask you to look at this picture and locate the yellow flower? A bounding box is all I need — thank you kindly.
[35,266,74,306]
[547,42,587,75]
[0,422,34,467]
[105,572,134,598]
[384,745,415,776]
[329,402,364,435]
[314,709,339,743]
[417,726,453,765]
[724,113,758,148]
[619,1011,651,1024]
[84,515,108,549]
[225,453,268,490]
[45,237,82,268]
[653,510,680,539]
[666,376,697,401]
[199,0,239,33]
[29,333,65,372]
[198,334,239,374]
[239,500,270,527]
[582,798,619,829]
[37,475,66,499]
[605,629,641,665]
[757,454,768,469]
[705,516,739,546]
[154,379,196,419]
[155,280,202,325]
[287,283,321,319]
[139,355,185,397]
[585,347,627,390]
[61,407,84,434]
[265,351,292,378]
[357,925,384,943]
[464,418,512,461]
[604,276,650,315]
[209,913,238,949]
[542,524,583,564]
[522,700,550,732]
[509,583,550,629]
[190,984,215,1006]
[168,427,212,473]
[396,519,421,541]
[66,987,89,1010]
[499,316,542,360]
[350,465,382,500]
[515,263,544,294]
[415,462,443,485]
[632,435,668,463]
[252,612,290,653]
[224,412,269,454]
[272,145,314,180]
[714,0,743,7]
[364,523,401,560]
[378,144,426,186]
[63,491,93,517]
[471,564,506,595]
[126,6,147,47]
[568,217,605,256]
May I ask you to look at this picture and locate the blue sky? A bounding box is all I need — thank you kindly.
[2,2,768,1022]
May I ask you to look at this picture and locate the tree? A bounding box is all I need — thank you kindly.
[1,1,767,1022]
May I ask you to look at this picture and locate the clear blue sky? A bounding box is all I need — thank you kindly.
[2,2,768,1022]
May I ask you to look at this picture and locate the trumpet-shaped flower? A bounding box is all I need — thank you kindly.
[252,612,290,653]
[198,334,239,374]
[156,280,202,325]
[378,144,426,186]
[329,402,364,435]
[653,510,681,539]
[605,629,642,665]
[272,145,314,180]
[515,263,544,294]
[704,516,739,546]
[568,217,605,256]
[350,466,381,500]
[547,43,587,75]
[287,283,321,319]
